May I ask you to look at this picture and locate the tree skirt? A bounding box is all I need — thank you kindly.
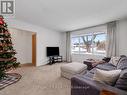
[0,73,21,90]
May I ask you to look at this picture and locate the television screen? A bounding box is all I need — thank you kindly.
[46,47,59,57]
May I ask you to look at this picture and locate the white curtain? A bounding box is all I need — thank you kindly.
[66,32,72,62]
[106,21,119,57]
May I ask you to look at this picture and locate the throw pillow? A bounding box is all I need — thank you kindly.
[93,69,121,85]
[117,57,127,70]
[109,57,120,66]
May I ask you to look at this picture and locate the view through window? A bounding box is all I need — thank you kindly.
[71,32,107,55]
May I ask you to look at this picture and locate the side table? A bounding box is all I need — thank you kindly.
[83,59,105,70]
[83,60,95,70]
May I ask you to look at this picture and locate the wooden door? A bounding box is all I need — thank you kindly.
[32,33,36,66]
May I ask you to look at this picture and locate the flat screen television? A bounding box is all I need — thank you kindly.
[46,47,59,57]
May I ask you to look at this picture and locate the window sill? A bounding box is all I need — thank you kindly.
[72,53,106,57]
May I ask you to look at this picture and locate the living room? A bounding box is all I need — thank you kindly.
[0,0,127,95]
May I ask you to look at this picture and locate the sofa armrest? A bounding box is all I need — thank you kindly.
[71,75,100,95]
[71,75,127,95]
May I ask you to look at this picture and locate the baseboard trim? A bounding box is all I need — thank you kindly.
[20,63,34,67]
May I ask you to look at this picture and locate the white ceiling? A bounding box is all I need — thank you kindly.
[15,0,127,32]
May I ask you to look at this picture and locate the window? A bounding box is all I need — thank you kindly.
[71,32,107,55]
[71,37,80,53]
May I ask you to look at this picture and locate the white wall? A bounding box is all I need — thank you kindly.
[118,19,127,56]
[9,28,32,64]
[37,29,66,66]
[6,19,66,66]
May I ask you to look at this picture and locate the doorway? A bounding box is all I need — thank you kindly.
[10,28,37,66]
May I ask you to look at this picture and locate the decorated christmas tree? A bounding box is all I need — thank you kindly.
[0,15,20,79]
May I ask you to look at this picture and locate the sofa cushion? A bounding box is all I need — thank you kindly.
[93,69,121,85]
[115,70,127,91]
[117,57,127,70]
[96,63,116,71]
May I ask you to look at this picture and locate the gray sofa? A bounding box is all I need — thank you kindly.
[71,57,127,95]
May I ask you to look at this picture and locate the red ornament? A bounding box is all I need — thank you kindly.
[0,18,4,25]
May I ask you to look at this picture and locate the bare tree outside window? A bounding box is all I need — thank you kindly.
[81,35,96,53]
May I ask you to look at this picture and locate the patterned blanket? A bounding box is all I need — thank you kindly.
[0,73,21,90]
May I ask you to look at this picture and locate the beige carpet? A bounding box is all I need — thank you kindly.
[0,63,71,95]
